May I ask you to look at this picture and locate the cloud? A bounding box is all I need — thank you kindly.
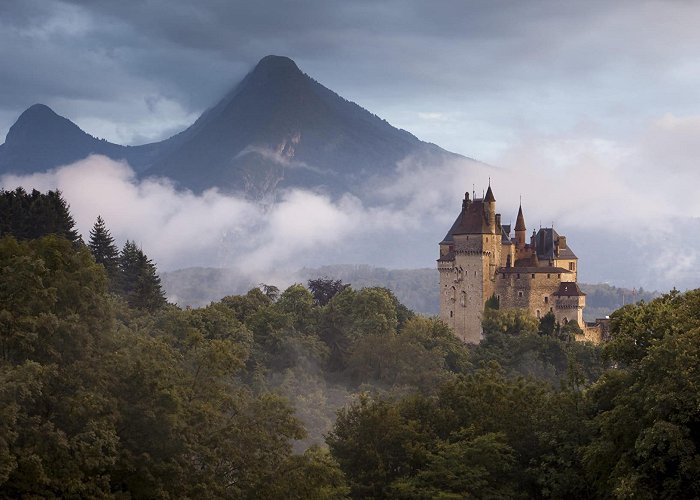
[3,111,700,296]
[0,156,428,279]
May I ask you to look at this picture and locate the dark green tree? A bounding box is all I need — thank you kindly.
[0,188,80,244]
[88,215,119,283]
[485,292,500,310]
[118,240,166,310]
[308,277,350,306]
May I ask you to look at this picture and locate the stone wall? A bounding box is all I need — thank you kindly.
[495,270,562,320]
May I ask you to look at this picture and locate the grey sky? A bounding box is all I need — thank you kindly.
[1,0,699,160]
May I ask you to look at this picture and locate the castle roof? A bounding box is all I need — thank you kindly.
[501,225,512,244]
[515,204,526,231]
[535,228,577,260]
[484,185,495,202]
[554,282,586,297]
[440,197,491,242]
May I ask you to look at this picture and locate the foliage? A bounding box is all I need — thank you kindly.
[583,290,700,498]
[0,236,346,497]
[0,188,80,244]
[308,277,350,306]
[117,240,167,311]
[87,215,119,283]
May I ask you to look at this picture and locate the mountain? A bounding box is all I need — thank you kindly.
[0,104,163,175]
[143,55,459,198]
[0,56,464,198]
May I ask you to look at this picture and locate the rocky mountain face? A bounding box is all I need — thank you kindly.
[0,56,463,199]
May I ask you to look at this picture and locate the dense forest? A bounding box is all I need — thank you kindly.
[2,188,699,498]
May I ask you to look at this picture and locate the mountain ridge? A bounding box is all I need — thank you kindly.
[0,55,468,198]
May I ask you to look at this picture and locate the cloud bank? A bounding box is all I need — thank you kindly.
[2,118,699,295]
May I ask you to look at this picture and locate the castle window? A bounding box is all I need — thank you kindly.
[532,274,535,279]
[518,291,523,298]
[547,273,551,278]
[450,311,453,318]
[569,262,575,271]
[516,273,520,279]
[550,307,553,312]
[558,274,561,278]
[536,310,541,318]
[544,296,549,304]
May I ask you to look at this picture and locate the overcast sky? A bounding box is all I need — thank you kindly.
[1,0,698,160]
[2,0,700,290]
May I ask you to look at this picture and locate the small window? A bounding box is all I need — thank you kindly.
[518,291,523,298]
[558,274,561,278]
[450,311,453,318]
[532,274,535,279]
[516,273,520,279]
[547,273,551,278]
[550,307,553,312]
[569,262,575,271]
[536,310,541,318]
[544,296,549,304]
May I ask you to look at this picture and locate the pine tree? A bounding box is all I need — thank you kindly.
[0,188,80,243]
[88,216,119,282]
[118,240,166,310]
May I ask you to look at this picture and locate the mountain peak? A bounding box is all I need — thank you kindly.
[246,55,303,84]
[15,103,61,125]
[6,103,83,144]
[254,55,300,73]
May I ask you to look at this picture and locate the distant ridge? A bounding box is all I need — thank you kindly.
[0,56,467,199]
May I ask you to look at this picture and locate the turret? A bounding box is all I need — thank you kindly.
[515,203,526,248]
[484,184,496,233]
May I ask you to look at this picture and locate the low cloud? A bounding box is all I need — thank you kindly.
[2,117,700,294]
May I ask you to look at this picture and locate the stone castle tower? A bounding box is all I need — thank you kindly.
[438,185,586,343]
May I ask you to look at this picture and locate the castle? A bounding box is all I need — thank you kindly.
[438,184,599,343]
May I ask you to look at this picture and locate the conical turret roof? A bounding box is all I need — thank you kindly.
[515,204,526,231]
[484,184,495,202]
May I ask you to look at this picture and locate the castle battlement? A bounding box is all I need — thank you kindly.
[438,185,587,343]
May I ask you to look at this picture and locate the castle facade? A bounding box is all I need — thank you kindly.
[438,185,589,343]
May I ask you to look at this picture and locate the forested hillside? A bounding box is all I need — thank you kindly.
[2,189,698,498]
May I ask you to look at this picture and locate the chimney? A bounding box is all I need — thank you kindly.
[559,236,566,249]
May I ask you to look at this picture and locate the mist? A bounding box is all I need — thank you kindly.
[2,126,699,294]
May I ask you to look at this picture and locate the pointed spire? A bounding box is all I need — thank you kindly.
[515,204,526,231]
[484,183,495,202]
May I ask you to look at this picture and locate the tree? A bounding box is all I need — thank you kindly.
[259,283,280,301]
[88,215,119,283]
[118,241,166,310]
[485,292,500,310]
[308,277,349,306]
[0,188,80,244]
